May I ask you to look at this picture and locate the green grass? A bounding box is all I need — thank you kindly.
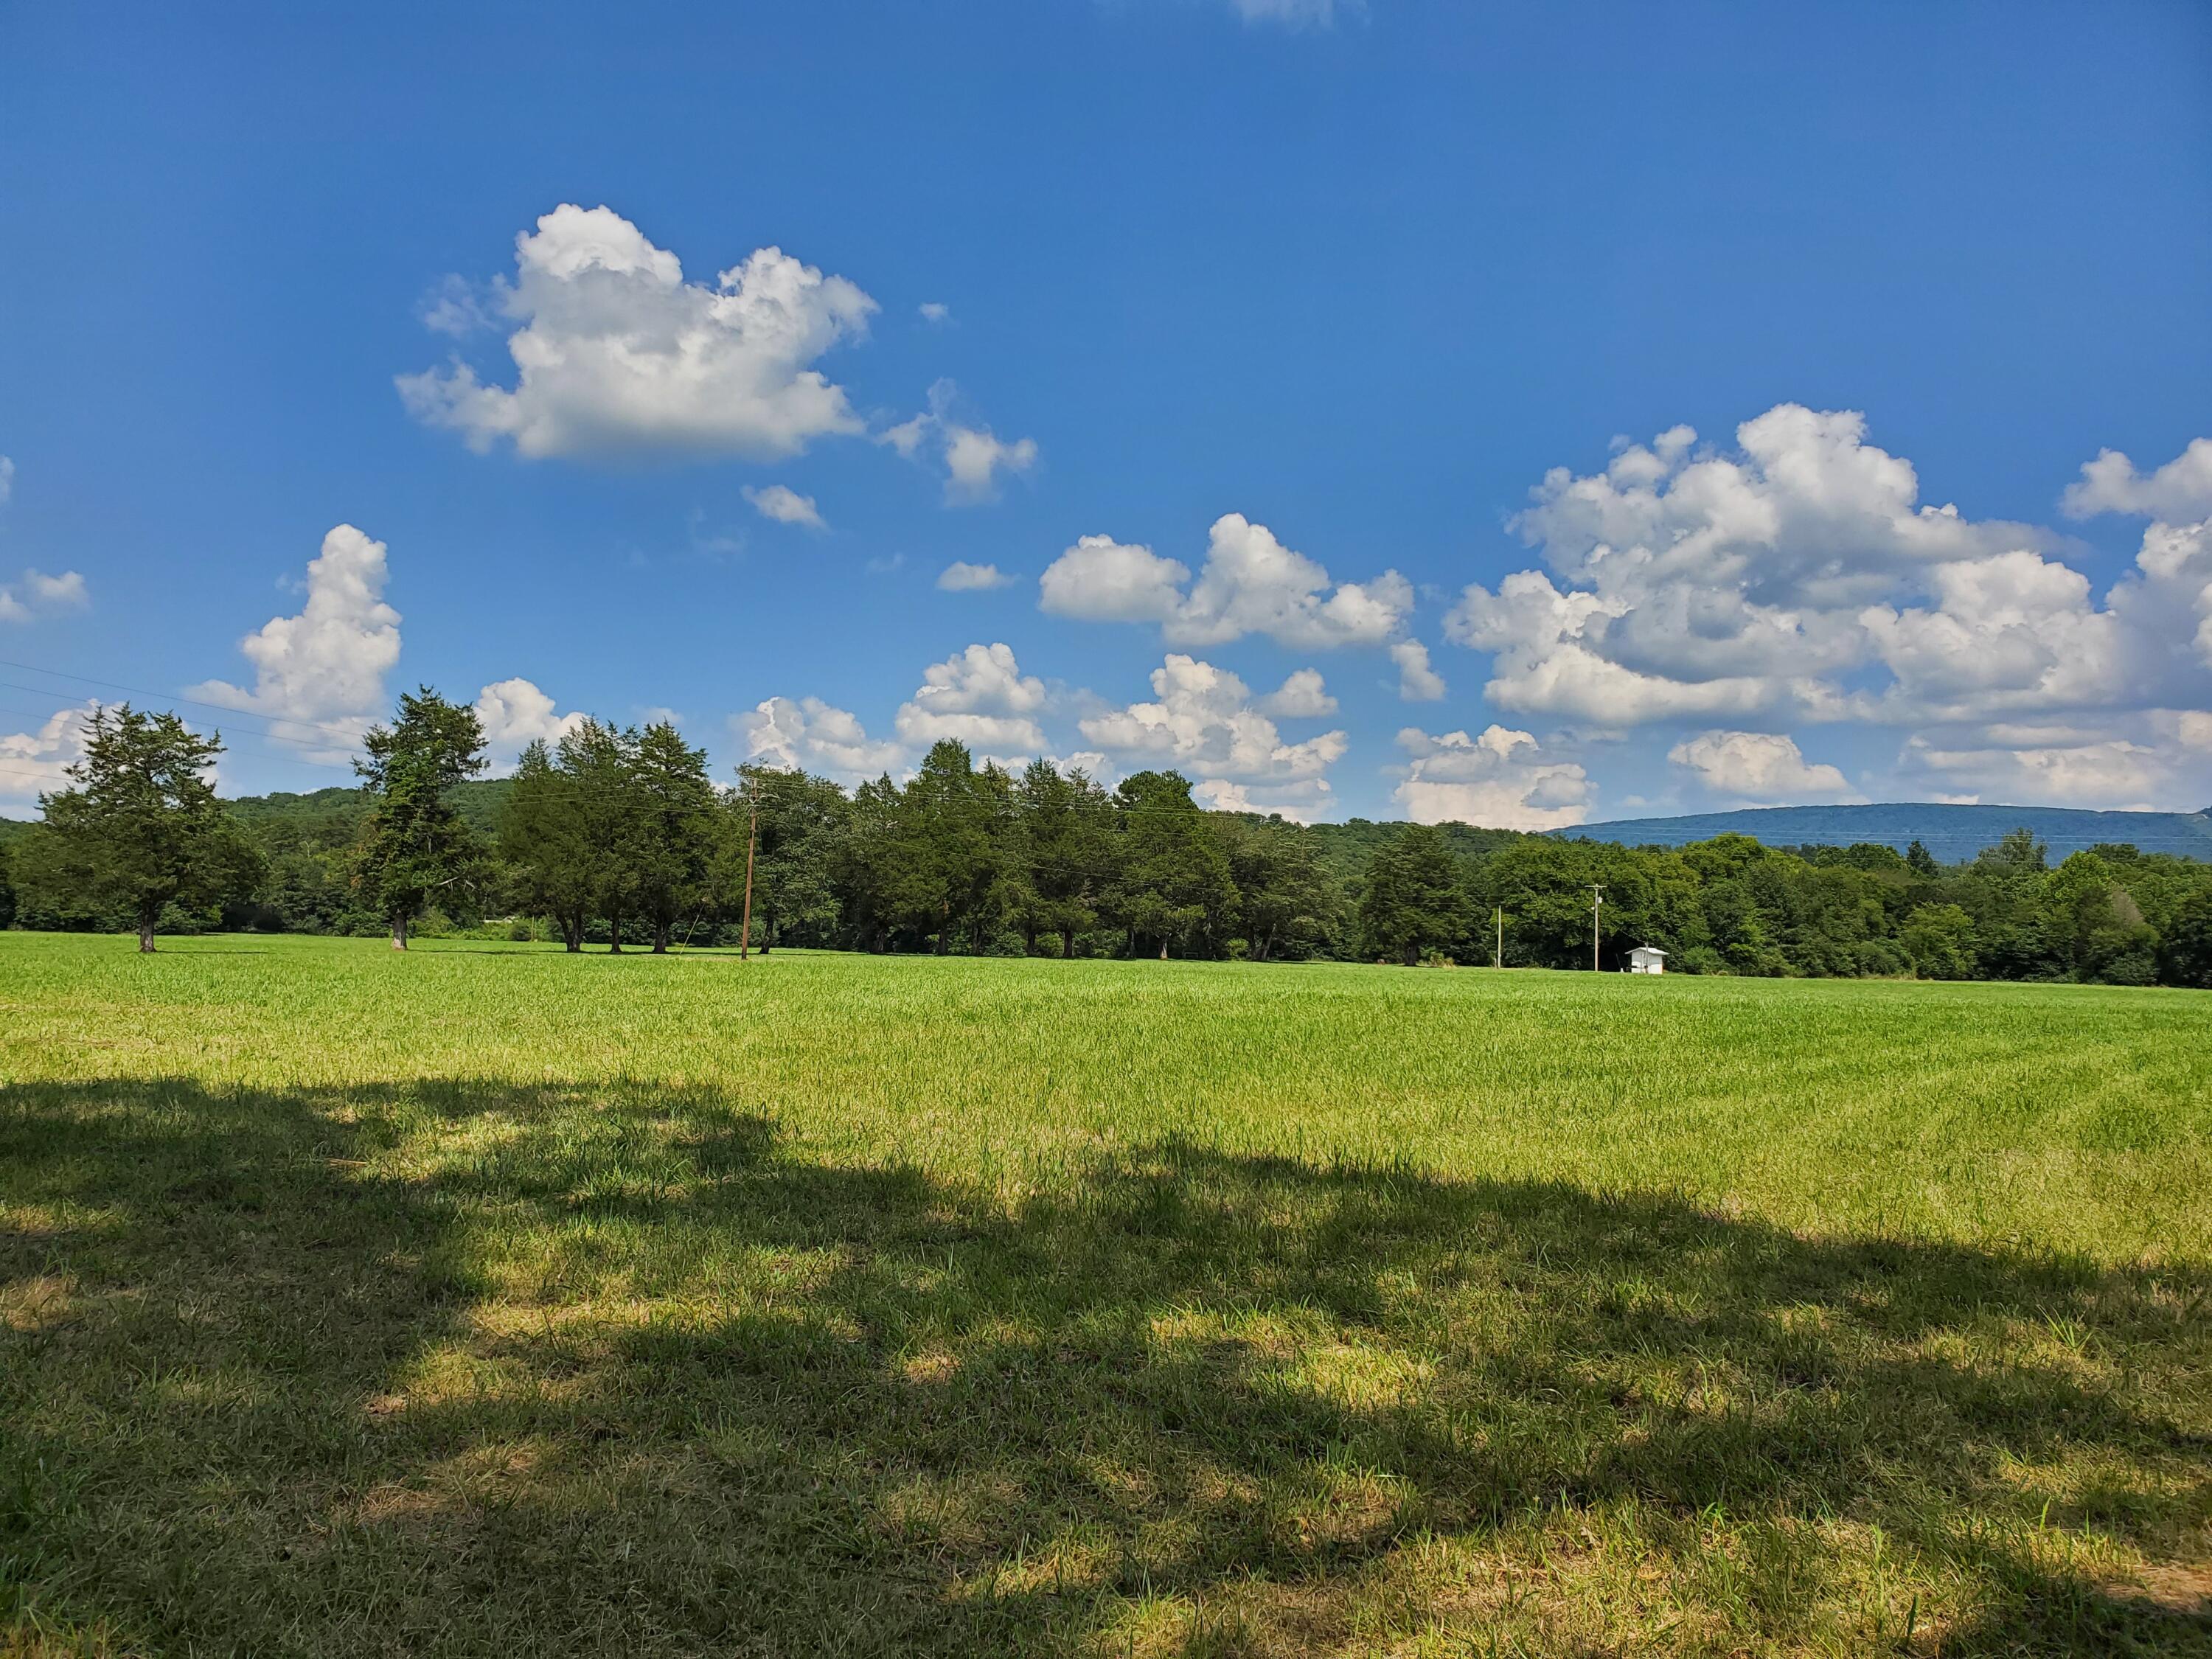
[2,932,2208,1656]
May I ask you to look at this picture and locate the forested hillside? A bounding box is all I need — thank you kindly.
[6,724,2211,987]
[1563,801,2212,861]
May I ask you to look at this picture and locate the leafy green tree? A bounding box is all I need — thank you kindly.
[1905,839,1940,878]
[2160,887,2212,988]
[2042,852,2159,984]
[0,838,14,931]
[629,721,717,952]
[1357,823,1470,964]
[1105,771,1235,959]
[730,765,852,951]
[353,687,487,950]
[1220,815,1340,961]
[26,705,261,951]
[499,739,595,950]
[1902,902,1978,980]
[1981,827,2048,874]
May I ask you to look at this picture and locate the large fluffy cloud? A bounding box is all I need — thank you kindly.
[1445,411,2212,807]
[737,695,902,782]
[398,204,876,461]
[1040,513,1411,650]
[1391,726,1592,830]
[1667,731,1860,803]
[1079,653,1349,813]
[473,678,586,768]
[190,524,402,760]
[894,642,1048,754]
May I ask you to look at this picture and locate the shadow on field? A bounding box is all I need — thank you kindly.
[2,1078,2207,1657]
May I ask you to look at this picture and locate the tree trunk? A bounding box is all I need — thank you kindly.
[391,914,408,951]
[652,918,670,954]
[1158,941,1169,961]
[562,911,582,953]
[138,912,156,953]
[1060,929,1073,959]
[608,910,622,953]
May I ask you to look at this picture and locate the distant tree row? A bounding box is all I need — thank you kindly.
[6,690,2212,988]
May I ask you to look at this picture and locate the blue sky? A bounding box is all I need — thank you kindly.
[3,0,2209,823]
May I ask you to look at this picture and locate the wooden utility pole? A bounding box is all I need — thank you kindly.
[1495,905,1503,970]
[1590,884,1604,971]
[740,801,757,962]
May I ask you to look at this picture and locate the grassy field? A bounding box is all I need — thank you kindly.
[2,932,2208,1656]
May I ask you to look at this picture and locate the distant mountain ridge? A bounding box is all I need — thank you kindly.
[1554,802,2212,862]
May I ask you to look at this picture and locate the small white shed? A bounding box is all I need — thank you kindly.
[1627,945,1668,975]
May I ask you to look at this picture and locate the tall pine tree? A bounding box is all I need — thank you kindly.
[353,688,487,950]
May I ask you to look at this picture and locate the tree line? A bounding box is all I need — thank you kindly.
[4,690,2211,988]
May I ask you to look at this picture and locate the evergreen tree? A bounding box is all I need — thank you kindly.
[1105,771,1234,959]
[1357,823,1470,964]
[558,719,643,951]
[353,687,487,950]
[630,721,717,952]
[498,739,595,950]
[1905,839,1940,878]
[883,741,1003,953]
[26,705,260,951]
[1015,759,1114,956]
[1220,815,1340,961]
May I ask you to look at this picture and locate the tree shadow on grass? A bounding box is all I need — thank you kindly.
[2,1077,2208,1656]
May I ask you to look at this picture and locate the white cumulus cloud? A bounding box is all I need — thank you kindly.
[1191,776,1337,824]
[398,204,877,461]
[742,484,826,530]
[1392,726,1593,831]
[473,678,586,769]
[1895,733,2168,811]
[894,641,1048,754]
[189,524,401,760]
[737,695,901,782]
[1389,638,1445,701]
[0,568,88,625]
[1040,512,1411,650]
[1443,406,2212,807]
[1079,655,1349,808]
[0,703,96,807]
[883,380,1037,504]
[1667,730,1860,803]
[937,561,1014,592]
[1255,667,1336,718]
[2062,437,2212,523]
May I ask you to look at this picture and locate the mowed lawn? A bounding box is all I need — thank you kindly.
[2,934,2208,1656]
